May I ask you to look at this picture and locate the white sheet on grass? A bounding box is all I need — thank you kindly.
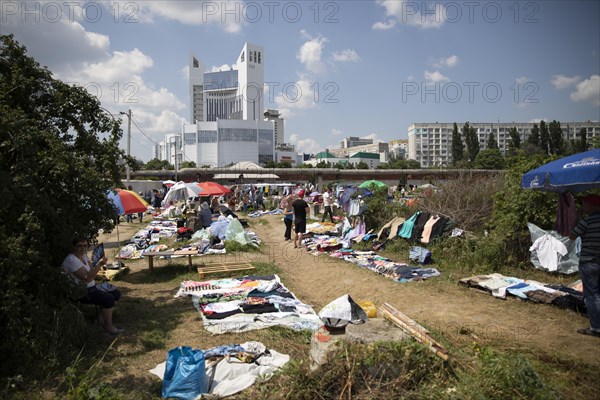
[149,343,290,398]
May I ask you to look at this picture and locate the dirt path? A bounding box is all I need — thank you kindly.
[245,215,599,366]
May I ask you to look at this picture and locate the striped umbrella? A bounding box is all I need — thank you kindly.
[108,188,149,215]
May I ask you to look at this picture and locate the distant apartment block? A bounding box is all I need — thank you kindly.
[330,142,389,159]
[340,136,374,148]
[408,122,600,168]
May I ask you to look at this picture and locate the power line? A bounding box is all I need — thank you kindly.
[130,116,160,146]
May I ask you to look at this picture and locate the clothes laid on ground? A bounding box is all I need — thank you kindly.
[305,221,340,235]
[460,273,585,311]
[175,275,322,334]
[301,235,440,283]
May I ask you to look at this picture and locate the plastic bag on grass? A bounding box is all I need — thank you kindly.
[162,346,207,400]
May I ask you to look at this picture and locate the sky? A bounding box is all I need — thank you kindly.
[2,0,599,161]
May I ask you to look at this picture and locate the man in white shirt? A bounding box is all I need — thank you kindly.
[321,187,334,223]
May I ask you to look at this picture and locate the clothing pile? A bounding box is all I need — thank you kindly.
[247,208,284,218]
[175,275,322,334]
[460,273,585,311]
[305,221,341,235]
[395,211,453,244]
[329,249,441,283]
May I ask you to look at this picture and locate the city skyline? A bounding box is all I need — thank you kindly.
[2,1,599,161]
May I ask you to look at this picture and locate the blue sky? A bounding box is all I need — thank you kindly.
[2,0,599,161]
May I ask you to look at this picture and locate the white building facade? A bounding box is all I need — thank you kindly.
[159,42,275,167]
[408,122,600,168]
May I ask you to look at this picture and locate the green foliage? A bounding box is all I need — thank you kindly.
[224,240,260,253]
[362,189,413,231]
[451,122,464,164]
[487,131,498,150]
[528,123,540,147]
[0,35,125,379]
[355,161,369,169]
[548,120,564,155]
[379,157,421,169]
[507,127,521,155]
[144,158,173,170]
[473,149,505,170]
[487,153,558,263]
[539,120,549,155]
[462,122,480,162]
[454,347,557,400]
[179,160,197,168]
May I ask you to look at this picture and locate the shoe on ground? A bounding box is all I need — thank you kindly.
[104,327,125,335]
[577,327,600,337]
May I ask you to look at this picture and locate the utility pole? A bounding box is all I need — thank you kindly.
[120,109,132,186]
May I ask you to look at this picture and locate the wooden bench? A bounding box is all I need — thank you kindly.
[143,250,199,272]
[197,261,255,278]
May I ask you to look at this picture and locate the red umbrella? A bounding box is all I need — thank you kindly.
[197,181,232,196]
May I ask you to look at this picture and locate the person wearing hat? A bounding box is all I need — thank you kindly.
[199,202,213,229]
[292,189,309,248]
[570,194,600,338]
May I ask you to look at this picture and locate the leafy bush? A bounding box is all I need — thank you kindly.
[0,35,125,379]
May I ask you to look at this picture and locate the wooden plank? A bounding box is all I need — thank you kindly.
[380,303,449,361]
[197,263,255,277]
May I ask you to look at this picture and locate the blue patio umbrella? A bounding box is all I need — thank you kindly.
[521,149,600,193]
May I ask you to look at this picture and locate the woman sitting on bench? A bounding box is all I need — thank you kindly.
[62,237,124,335]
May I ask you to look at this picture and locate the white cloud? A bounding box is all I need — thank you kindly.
[515,76,530,85]
[181,66,189,80]
[375,0,444,29]
[332,49,360,63]
[274,75,319,118]
[135,1,243,33]
[331,128,343,136]
[570,75,600,106]
[362,133,382,143]
[210,63,238,72]
[372,19,397,30]
[289,133,323,154]
[297,33,327,74]
[424,70,450,83]
[551,74,582,90]
[433,55,458,68]
[528,118,548,123]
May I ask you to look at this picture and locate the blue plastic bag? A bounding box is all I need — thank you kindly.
[162,346,207,400]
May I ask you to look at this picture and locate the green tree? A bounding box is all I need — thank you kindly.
[451,122,464,165]
[508,127,521,153]
[463,122,480,163]
[179,160,197,168]
[474,149,505,169]
[548,120,564,155]
[539,120,549,155]
[145,158,173,170]
[487,131,498,150]
[355,161,369,169]
[574,127,588,152]
[0,35,126,378]
[277,161,292,168]
[130,156,145,171]
[264,160,277,168]
[527,123,540,147]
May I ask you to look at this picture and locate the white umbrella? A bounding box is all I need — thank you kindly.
[162,182,204,205]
